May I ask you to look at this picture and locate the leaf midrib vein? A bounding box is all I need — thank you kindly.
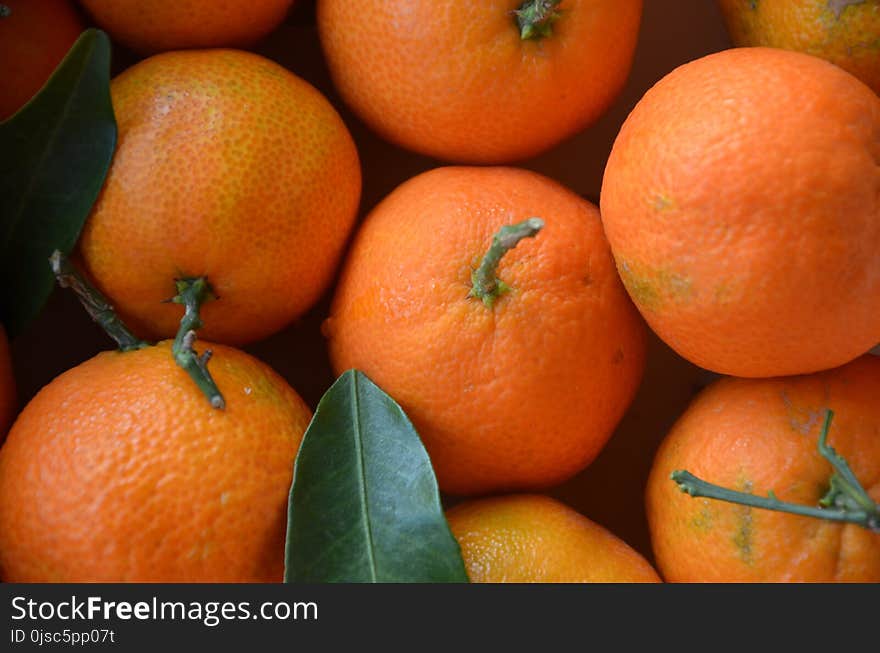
[352,373,379,581]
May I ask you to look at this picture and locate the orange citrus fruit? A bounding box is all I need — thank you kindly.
[79,0,295,54]
[325,166,646,495]
[0,0,83,121]
[78,49,361,346]
[646,354,880,582]
[718,0,880,94]
[600,47,880,378]
[447,494,661,582]
[0,341,311,582]
[0,325,16,439]
[317,0,643,163]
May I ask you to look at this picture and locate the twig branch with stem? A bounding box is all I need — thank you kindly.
[672,409,880,533]
[49,250,225,410]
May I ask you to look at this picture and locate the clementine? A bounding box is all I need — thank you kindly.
[600,47,880,378]
[78,49,361,345]
[718,0,880,94]
[324,166,646,495]
[646,354,880,582]
[0,0,83,121]
[317,0,643,163]
[447,494,660,582]
[0,340,311,582]
[79,0,295,54]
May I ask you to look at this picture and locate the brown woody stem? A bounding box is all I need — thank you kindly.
[49,250,149,352]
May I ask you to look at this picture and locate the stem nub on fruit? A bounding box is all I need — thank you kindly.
[672,410,880,533]
[514,0,563,41]
[170,278,225,410]
[469,218,544,309]
[0,6,10,18]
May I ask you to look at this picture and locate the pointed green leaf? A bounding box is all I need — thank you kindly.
[0,29,116,337]
[285,370,468,583]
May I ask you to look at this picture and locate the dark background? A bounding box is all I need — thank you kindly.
[9,1,734,562]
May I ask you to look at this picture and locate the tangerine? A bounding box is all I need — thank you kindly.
[0,340,311,582]
[447,494,660,582]
[80,0,295,54]
[325,166,646,495]
[78,49,362,345]
[718,0,880,94]
[646,355,880,582]
[0,0,83,121]
[317,0,643,162]
[600,47,880,377]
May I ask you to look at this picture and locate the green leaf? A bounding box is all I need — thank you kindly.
[285,370,469,583]
[0,29,116,337]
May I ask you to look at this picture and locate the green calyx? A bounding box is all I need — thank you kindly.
[0,6,10,18]
[468,217,544,309]
[169,277,225,410]
[514,0,563,41]
[672,410,880,533]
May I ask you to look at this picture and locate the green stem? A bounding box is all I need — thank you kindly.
[49,250,149,352]
[673,471,879,532]
[671,409,880,533]
[514,0,563,40]
[816,411,877,513]
[0,6,10,18]
[170,278,225,410]
[468,218,544,308]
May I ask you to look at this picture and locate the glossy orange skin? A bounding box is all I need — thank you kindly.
[80,0,295,54]
[0,325,16,439]
[0,341,312,582]
[647,355,880,583]
[718,0,880,94]
[325,167,646,495]
[447,495,660,583]
[78,50,361,345]
[601,47,880,378]
[0,0,83,120]
[317,0,643,163]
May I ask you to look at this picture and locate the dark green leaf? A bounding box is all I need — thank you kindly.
[285,370,469,583]
[0,29,116,337]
